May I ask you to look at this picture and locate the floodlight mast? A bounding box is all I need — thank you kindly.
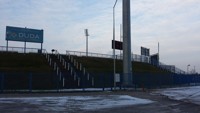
[123,0,132,87]
[85,29,89,57]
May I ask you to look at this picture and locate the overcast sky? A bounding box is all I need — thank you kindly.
[0,0,200,73]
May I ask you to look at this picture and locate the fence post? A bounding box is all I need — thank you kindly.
[83,68,85,75]
[57,67,59,76]
[50,59,52,66]
[110,74,113,91]
[87,73,90,81]
[48,55,50,62]
[80,64,82,71]
[68,63,70,71]
[74,73,76,80]
[102,74,105,91]
[82,73,85,91]
[92,77,94,87]
[65,62,67,69]
[29,73,32,93]
[63,77,65,88]
[74,59,76,66]
[57,53,59,59]
[0,73,4,93]
[56,73,59,93]
[68,54,70,60]
[54,62,56,70]
[71,56,73,62]
[77,62,79,69]
[78,77,80,87]
[71,67,73,75]
[59,72,62,82]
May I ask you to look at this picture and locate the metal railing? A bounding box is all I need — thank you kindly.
[0,46,186,74]
[66,50,113,59]
[159,62,186,74]
[66,51,94,87]
[66,50,186,74]
[66,50,150,63]
[0,46,44,53]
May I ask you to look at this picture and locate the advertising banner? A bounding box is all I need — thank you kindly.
[6,26,43,43]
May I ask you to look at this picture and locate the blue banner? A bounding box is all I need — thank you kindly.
[6,26,43,43]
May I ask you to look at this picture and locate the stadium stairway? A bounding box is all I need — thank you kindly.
[44,50,94,89]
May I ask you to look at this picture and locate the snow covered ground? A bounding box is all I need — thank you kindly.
[0,95,154,112]
[157,86,200,105]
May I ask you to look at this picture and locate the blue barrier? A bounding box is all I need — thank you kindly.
[0,72,200,93]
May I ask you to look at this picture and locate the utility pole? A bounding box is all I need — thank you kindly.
[158,42,160,65]
[122,0,132,87]
[113,0,118,89]
[120,24,123,58]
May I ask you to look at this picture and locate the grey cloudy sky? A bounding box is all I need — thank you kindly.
[0,0,200,73]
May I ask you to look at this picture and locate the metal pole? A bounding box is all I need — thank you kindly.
[158,42,160,64]
[120,24,122,59]
[41,43,43,54]
[86,35,88,56]
[187,64,190,74]
[24,41,26,53]
[113,0,118,89]
[123,0,132,87]
[6,41,8,52]
[85,29,89,57]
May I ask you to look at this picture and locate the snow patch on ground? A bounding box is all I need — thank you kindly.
[0,95,154,111]
[157,86,200,105]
